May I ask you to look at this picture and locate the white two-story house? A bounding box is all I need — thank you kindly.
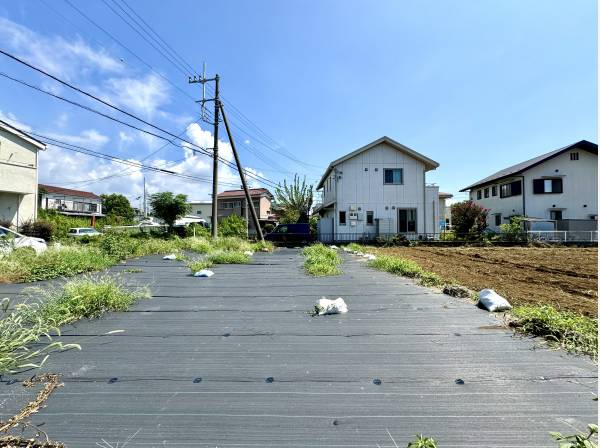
[460,140,598,231]
[315,136,440,241]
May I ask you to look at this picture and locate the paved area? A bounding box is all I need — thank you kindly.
[0,248,597,447]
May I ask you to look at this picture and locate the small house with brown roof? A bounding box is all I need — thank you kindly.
[39,184,104,217]
[216,188,276,235]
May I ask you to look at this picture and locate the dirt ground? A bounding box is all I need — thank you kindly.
[370,246,598,317]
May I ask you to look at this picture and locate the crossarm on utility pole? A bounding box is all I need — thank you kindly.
[219,102,264,241]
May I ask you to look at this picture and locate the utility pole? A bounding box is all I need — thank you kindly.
[189,69,220,238]
[143,176,146,217]
[220,102,264,241]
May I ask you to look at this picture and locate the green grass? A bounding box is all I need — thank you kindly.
[0,233,273,284]
[188,259,214,272]
[511,305,598,359]
[0,276,149,372]
[367,255,447,288]
[302,244,342,276]
[207,251,250,264]
[344,243,363,253]
[250,240,274,252]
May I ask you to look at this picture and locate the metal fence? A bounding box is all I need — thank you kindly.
[316,231,599,244]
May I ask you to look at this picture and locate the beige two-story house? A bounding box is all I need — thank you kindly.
[216,188,276,235]
[0,120,46,228]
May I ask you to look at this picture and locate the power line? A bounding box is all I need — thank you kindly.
[50,1,314,176]
[0,53,279,188]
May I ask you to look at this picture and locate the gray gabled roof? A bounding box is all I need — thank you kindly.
[316,136,439,189]
[459,140,598,192]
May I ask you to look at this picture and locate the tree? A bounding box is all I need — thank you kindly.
[273,174,314,223]
[100,193,134,221]
[450,200,488,237]
[149,192,191,231]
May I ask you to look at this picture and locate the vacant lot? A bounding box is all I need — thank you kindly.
[369,246,598,317]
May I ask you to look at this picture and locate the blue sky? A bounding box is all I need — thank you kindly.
[0,0,596,204]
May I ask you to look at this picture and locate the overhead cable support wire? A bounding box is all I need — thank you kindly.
[0,54,279,188]
[100,0,190,76]
[61,0,198,104]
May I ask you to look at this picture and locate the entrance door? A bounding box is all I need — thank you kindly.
[398,208,417,233]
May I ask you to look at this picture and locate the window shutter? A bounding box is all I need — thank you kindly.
[552,178,563,193]
[533,179,544,194]
[511,180,522,196]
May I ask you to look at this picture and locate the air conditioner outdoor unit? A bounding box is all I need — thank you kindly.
[349,211,358,220]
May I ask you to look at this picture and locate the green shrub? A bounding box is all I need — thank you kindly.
[218,215,248,238]
[207,251,250,264]
[185,223,211,238]
[263,223,275,234]
[20,219,54,241]
[368,255,422,278]
[251,240,274,252]
[302,244,342,276]
[345,243,362,252]
[99,231,138,260]
[511,305,598,358]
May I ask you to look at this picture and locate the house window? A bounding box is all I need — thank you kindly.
[491,186,497,196]
[550,210,563,220]
[570,152,579,161]
[383,168,403,185]
[366,211,374,225]
[196,210,202,215]
[533,178,563,194]
[339,210,346,225]
[398,209,417,233]
[477,190,482,200]
[484,188,489,198]
[500,180,522,198]
[494,214,502,226]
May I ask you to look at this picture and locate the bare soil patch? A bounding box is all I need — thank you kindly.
[370,246,598,317]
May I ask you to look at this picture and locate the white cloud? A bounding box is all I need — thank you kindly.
[0,17,123,80]
[103,74,170,117]
[45,129,109,149]
[0,110,31,131]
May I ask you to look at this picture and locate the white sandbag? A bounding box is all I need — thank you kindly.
[363,254,376,260]
[163,254,177,260]
[355,251,364,256]
[329,245,338,250]
[317,297,348,315]
[243,251,254,256]
[342,247,351,252]
[477,289,512,312]
[194,269,214,277]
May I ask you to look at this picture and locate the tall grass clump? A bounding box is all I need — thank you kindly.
[367,255,447,288]
[188,258,214,272]
[511,305,598,358]
[0,276,149,372]
[251,240,274,252]
[345,242,363,253]
[1,246,115,283]
[183,237,213,254]
[302,243,342,276]
[212,237,252,252]
[207,251,250,264]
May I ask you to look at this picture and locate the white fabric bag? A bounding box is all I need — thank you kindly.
[478,289,512,312]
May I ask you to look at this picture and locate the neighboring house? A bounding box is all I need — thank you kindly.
[0,120,46,228]
[187,200,213,222]
[439,192,453,230]
[459,140,598,231]
[216,188,277,235]
[39,184,104,219]
[314,136,440,241]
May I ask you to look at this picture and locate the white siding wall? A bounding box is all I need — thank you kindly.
[0,129,40,227]
[331,142,430,235]
[469,149,598,230]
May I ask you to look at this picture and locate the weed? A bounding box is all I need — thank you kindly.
[188,259,214,272]
[302,244,342,276]
[207,251,250,264]
[251,240,274,252]
[0,277,149,372]
[212,237,252,252]
[183,237,213,254]
[308,304,324,317]
[417,271,445,287]
[550,424,598,448]
[345,242,363,253]
[407,434,438,448]
[122,268,143,273]
[510,305,598,358]
[368,255,422,278]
